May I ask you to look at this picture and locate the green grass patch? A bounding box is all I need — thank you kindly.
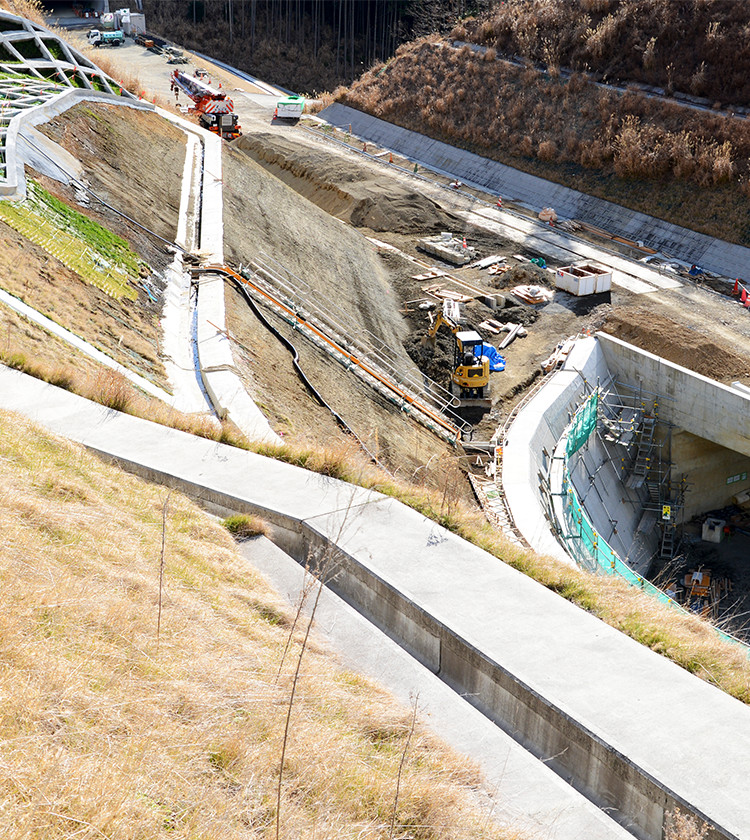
[222,513,269,540]
[0,181,144,301]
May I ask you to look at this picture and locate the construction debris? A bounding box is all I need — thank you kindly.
[418,232,478,265]
[411,269,447,281]
[511,285,554,304]
[499,323,526,350]
[538,207,558,223]
[470,254,506,270]
[422,284,473,303]
[489,263,510,276]
[541,336,576,372]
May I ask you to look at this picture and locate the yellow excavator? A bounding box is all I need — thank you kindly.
[424,300,490,402]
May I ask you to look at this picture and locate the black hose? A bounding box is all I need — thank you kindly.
[233,280,389,472]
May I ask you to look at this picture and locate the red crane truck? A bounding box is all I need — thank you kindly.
[170,70,241,141]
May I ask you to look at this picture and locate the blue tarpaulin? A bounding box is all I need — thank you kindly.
[480,344,505,372]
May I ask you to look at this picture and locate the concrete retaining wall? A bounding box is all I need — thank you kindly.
[91,433,724,840]
[599,333,750,458]
[5,368,750,840]
[320,103,750,280]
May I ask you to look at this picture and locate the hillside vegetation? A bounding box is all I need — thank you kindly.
[141,0,496,92]
[456,0,750,107]
[341,5,750,245]
[0,411,518,840]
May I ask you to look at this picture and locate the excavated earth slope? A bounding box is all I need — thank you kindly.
[233,130,458,234]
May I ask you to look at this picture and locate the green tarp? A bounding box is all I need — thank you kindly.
[566,390,598,456]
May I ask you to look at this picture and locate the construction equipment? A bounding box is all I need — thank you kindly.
[274,94,305,120]
[87,28,123,47]
[425,300,491,404]
[170,69,241,140]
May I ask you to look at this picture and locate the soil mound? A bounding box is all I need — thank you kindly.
[404,330,453,387]
[234,132,456,234]
[601,308,750,382]
[494,263,551,288]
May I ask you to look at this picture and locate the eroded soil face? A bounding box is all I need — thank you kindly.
[601,306,750,384]
[3,103,190,390]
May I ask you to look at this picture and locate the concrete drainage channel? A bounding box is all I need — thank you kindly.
[6,366,746,840]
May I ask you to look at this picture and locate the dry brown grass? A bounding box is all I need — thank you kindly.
[0,0,45,24]
[458,0,750,108]
[341,39,750,244]
[6,334,750,706]
[0,410,523,839]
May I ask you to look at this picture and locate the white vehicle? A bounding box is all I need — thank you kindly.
[274,94,305,120]
[87,29,124,47]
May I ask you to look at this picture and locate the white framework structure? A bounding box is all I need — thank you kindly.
[0,10,134,183]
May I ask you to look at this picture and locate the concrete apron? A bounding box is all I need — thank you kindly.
[2,367,749,840]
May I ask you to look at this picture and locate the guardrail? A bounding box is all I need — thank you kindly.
[200,263,467,444]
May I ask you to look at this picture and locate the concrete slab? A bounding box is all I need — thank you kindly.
[246,536,634,840]
[4,365,750,840]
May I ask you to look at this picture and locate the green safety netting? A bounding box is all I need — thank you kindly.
[566,390,598,456]
[562,467,747,652]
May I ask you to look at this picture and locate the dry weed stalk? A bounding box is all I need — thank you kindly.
[157,490,172,655]
[389,692,419,840]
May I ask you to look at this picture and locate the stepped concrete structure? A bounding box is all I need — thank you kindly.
[2,365,750,840]
[321,103,750,281]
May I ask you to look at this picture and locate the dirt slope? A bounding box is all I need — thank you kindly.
[602,306,750,382]
[222,143,416,366]
[234,130,458,233]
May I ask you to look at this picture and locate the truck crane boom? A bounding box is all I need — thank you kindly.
[170,70,241,141]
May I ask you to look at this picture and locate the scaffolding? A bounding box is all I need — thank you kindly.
[564,377,687,571]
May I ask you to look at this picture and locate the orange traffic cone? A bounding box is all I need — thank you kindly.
[389,152,393,164]
[741,288,747,305]
[733,278,740,295]
[462,237,467,249]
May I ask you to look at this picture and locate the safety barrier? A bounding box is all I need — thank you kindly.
[200,264,466,444]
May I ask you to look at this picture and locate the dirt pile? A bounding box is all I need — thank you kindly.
[404,330,454,388]
[495,263,551,288]
[602,308,750,382]
[234,132,457,234]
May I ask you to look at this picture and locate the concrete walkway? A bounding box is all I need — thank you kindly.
[247,537,631,840]
[321,103,750,281]
[3,365,750,840]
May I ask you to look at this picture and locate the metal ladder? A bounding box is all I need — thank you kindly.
[627,416,655,488]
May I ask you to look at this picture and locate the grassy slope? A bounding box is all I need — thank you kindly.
[341,37,750,246]
[0,411,520,840]
[456,0,750,108]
